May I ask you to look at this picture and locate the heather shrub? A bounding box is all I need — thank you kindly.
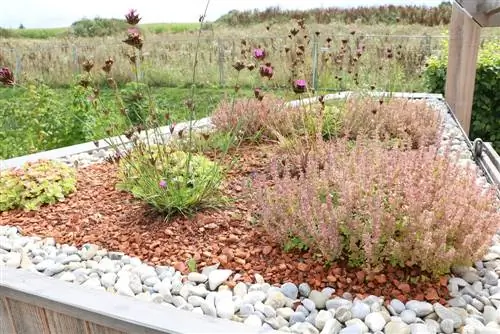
[258,137,500,276]
[338,97,443,149]
[211,96,305,141]
[211,95,340,143]
[116,144,225,218]
[0,160,77,212]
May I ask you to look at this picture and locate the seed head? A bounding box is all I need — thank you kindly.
[254,87,264,101]
[82,59,94,72]
[102,57,114,73]
[232,60,246,72]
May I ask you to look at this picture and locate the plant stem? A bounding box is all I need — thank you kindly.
[186,0,211,176]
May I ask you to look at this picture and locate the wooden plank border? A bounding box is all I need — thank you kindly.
[0,267,264,334]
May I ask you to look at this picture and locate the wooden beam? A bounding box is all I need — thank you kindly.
[445,2,482,136]
[477,0,500,16]
[455,0,500,26]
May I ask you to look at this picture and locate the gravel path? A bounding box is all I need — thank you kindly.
[1,96,500,333]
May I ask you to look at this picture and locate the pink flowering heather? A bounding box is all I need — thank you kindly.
[256,137,500,276]
[211,96,305,141]
[339,97,443,149]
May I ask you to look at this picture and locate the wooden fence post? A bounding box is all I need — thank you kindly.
[444,2,482,136]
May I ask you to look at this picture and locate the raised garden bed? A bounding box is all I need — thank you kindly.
[1,92,500,334]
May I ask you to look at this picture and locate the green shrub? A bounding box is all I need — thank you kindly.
[0,82,103,159]
[70,18,129,37]
[116,144,225,218]
[0,160,77,212]
[120,82,151,125]
[423,39,500,149]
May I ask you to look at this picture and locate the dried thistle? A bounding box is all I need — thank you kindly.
[232,60,246,72]
[0,67,15,86]
[185,99,195,111]
[82,59,94,72]
[102,57,114,73]
[123,27,143,50]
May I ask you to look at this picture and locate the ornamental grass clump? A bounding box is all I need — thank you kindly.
[116,144,225,218]
[338,96,443,149]
[0,160,77,212]
[258,137,500,276]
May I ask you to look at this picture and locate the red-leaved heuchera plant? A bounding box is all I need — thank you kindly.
[257,137,500,276]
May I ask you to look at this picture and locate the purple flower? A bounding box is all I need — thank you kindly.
[293,79,307,94]
[0,67,15,86]
[259,63,273,79]
[253,48,266,60]
[159,180,167,188]
[125,9,141,25]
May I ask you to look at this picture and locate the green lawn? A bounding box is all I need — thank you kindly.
[2,22,200,39]
[0,85,292,159]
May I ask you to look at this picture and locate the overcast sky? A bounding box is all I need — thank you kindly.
[1,0,447,29]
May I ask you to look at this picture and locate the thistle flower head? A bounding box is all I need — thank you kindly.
[0,67,15,86]
[125,9,141,25]
[292,79,307,94]
[82,59,94,72]
[159,180,167,188]
[259,63,273,79]
[123,27,143,50]
[102,57,114,73]
[253,48,266,61]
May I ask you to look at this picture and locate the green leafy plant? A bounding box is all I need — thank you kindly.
[186,257,198,272]
[120,82,151,125]
[283,236,310,252]
[116,144,225,218]
[0,159,77,212]
[423,38,500,150]
[70,18,129,37]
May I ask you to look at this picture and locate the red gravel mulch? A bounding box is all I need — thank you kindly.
[0,143,450,304]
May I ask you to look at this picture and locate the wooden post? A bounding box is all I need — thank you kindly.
[444,2,482,136]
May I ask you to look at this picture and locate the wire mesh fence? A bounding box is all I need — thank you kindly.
[0,34,470,92]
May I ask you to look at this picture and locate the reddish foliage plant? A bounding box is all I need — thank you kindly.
[257,137,500,276]
[211,96,306,141]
